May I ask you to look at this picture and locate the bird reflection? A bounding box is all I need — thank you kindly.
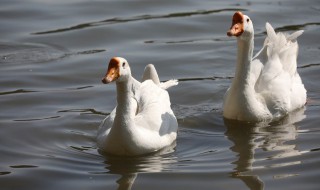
[101,142,177,190]
[116,173,137,190]
[224,107,306,190]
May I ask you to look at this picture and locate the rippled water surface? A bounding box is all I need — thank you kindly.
[1,0,320,189]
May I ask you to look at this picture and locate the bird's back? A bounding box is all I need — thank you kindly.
[254,23,306,116]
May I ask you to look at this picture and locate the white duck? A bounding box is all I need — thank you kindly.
[97,57,178,156]
[223,11,307,122]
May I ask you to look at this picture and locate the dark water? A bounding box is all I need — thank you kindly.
[1,0,320,189]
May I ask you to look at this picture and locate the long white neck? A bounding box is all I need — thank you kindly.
[232,36,254,89]
[114,76,139,128]
[229,34,270,120]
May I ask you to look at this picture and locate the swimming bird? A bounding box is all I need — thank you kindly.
[223,11,306,122]
[97,57,178,156]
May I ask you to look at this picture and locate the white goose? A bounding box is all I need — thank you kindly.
[97,57,178,156]
[223,11,307,122]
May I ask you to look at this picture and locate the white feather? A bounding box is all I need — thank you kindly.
[98,59,178,156]
[223,14,306,122]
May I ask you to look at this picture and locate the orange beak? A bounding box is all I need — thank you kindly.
[102,57,120,84]
[227,11,244,37]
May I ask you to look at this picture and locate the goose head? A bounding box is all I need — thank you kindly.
[227,11,254,40]
[102,57,131,84]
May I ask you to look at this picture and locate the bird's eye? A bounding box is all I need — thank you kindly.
[247,18,250,22]
[122,62,125,67]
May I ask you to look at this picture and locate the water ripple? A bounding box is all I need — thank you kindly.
[14,116,61,122]
[0,42,106,65]
[0,171,11,176]
[0,85,94,97]
[0,42,67,64]
[299,62,320,69]
[145,37,228,44]
[275,22,320,32]
[176,76,233,82]
[58,108,108,116]
[10,165,38,168]
[0,89,37,96]
[33,8,247,35]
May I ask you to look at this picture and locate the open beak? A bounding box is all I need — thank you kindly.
[227,11,244,37]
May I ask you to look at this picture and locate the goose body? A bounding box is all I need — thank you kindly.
[97,57,178,156]
[223,12,306,122]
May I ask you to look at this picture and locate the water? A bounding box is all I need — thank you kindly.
[1,0,320,189]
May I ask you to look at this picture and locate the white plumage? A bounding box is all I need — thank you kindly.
[97,57,178,156]
[223,11,306,122]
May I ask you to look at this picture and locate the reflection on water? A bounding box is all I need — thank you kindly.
[225,121,264,190]
[225,108,306,190]
[116,173,137,190]
[0,0,319,189]
[100,142,177,190]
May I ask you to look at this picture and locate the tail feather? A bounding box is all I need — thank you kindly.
[265,22,278,57]
[287,30,304,41]
[265,22,303,48]
[142,64,161,85]
[160,79,178,90]
[265,22,277,42]
[142,64,178,89]
[264,22,303,76]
